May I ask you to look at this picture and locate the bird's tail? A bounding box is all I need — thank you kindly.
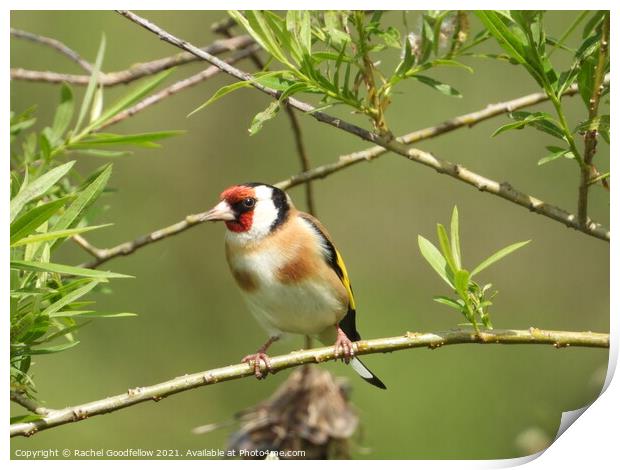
[350,357,387,389]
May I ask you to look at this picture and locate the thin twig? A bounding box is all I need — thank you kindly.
[114,11,610,242]
[83,213,208,269]
[578,13,610,226]
[10,327,609,437]
[10,28,93,72]
[10,35,254,86]
[99,46,259,129]
[215,23,316,215]
[71,234,106,259]
[10,391,55,417]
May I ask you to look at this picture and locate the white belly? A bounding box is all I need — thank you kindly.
[229,243,346,336]
[242,278,345,335]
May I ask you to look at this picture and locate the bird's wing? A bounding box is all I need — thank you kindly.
[298,212,360,340]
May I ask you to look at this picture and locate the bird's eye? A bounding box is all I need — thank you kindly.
[242,197,256,208]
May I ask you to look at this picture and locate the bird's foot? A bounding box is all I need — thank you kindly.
[241,352,273,379]
[334,327,356,364]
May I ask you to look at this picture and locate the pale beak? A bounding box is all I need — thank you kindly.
[201,200,236,222]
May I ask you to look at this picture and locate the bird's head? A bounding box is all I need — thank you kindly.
[203,183,292,240]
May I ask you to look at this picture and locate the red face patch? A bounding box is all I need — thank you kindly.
[220,185,256,233]
[225,212,254,232]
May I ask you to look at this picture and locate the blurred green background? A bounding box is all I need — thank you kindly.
[10,11,609,459]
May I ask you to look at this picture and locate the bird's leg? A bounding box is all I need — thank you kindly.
[241,335,279,380]
[333,325,356,364]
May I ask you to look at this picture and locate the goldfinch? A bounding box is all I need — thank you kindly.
[203,183,386,389]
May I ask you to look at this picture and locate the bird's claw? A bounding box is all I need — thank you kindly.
[242,352,273,379]
[334,331,356,364]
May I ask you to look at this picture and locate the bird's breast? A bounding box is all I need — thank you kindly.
[224,239,347,335]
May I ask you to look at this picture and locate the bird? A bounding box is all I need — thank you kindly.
[202,182,386,389]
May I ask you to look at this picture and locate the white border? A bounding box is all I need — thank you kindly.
[4,2,616,467]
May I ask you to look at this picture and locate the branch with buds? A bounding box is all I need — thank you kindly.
[115,10,609,243]
[10,327,609,438]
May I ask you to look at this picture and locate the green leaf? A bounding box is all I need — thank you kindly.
[41,280,101,317]
[9,161,75,223]
[412,75,462,97]
[433,296,462,310]
[51,83,74,139]
[454,269,471,299]
[493,111,565,140]
[450,206,461,269]
[11,224,111,248]
[417,235,453,288]
[28,341,80,355]
[49,165,112,247]
[248,101,281,135]
[50,311,137,319]
[436,223,457,273]
[75,34,105,133]
[71,131,184,148]
[11,260,131,279]
[476,11,528,66]
[10,197,71,244]
[188,81,251,117]
[72,149,133,158]
[538,148,573,166]
[90,68,175,129]
[471,240,531,277]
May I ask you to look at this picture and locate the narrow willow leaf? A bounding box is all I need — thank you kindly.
[471,240,531,277]
[50,311,137,318]
[476,11,528,66]
[433,296,462,310]
[418,235,454,288]
[450,206,461,269]
[454,269,471,299]
[73,149,133,158]
[249,101,280,135]
[49,165,112,247]
[75,34,105,133]
[10,197,70,244]
[538,148,573,166]
[11,260,131,279]
[28,341,80,355]
[71,131,184,148]
[41,280,101,317]
[11,224,111,248]
[188,81,251,117]
[90,68,175,129]
[436,223,457,274]
[89,85,104,124]
[430,59,474,73]
[413,75,462,97]
[9,161,75,223]
[51,83,74,139]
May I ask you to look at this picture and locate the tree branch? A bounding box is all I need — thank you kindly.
[10,327,609,438]
[116,10,610,243]
[11,28,93,72]
[10,35,254,86]
[80,72,611,269]
[578,13,610,226]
